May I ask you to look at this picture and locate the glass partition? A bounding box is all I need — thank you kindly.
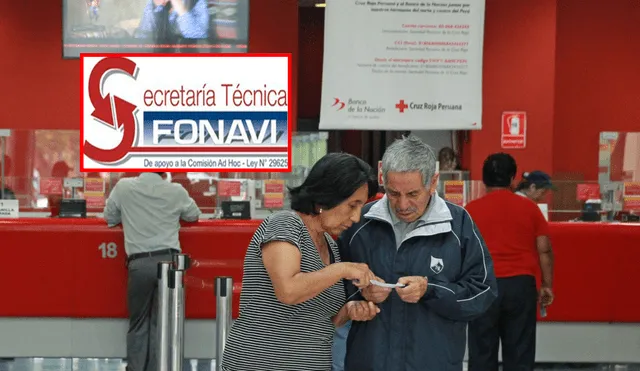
[0,129,330,218]
[2,128,637,221]
[440,179,606,222]
[598,131,640,220]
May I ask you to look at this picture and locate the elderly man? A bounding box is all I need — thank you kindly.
[336,135,498,371]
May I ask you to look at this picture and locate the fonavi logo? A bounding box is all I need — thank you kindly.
[80,54,292,172]
[84,57,139,165]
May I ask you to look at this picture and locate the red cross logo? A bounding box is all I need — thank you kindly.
[395,99,408,113]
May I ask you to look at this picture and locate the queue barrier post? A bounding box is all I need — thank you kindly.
[215,276,233,371]
[169,254,190,371]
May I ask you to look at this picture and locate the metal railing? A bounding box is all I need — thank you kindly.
[156,254,234,371]
[215,277,233,371]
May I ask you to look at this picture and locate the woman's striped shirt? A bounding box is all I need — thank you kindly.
[220,210,346,371]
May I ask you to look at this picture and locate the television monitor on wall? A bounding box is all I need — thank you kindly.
[62,0,249,58]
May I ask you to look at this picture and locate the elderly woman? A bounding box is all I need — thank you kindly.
[221,152,381,371]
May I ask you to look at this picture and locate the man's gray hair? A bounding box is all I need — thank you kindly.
[381,135,437,186]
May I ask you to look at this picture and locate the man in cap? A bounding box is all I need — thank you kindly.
[515,170,556,203]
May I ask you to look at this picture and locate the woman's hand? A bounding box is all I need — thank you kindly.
[347,300,380,321]
[339,262,375,289]
[361,276,392,303]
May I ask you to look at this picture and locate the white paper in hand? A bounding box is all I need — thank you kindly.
[370,280,406,288]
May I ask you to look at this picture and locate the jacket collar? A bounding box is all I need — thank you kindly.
[364,192,454,239]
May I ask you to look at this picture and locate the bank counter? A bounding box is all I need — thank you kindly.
[1,218,640,362]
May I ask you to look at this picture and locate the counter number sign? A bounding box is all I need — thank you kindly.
[99,242,118,259]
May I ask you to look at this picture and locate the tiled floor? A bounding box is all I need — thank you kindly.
[0,359,638,371]
[0,358,210,371]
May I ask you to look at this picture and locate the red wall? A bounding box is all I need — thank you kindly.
[553,0,640,180]
[298,8,324,120]
[298,1,640,181]
[0,0,298,131]
[468,0,557,179]
[3,1,639,181]
[297,1,559,177]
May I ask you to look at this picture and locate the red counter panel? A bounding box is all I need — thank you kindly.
[70,225,127,318]
[0,219,260,319]
[0,219,639,322]
[545,223,616,321]
[2,220,77,316]
[179,221,259,319]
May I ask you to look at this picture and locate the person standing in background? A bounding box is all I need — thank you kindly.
[466,153,555,371]
[87,0,100,21]
[104,172,201,371]
[0,155,16,200]
[48,161,71,217]
[331,320,350,371]
[438,146,459,171]
[136,0,210,41]
[515,170,556,203]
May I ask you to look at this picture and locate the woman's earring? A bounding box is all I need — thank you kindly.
[319,208,323,214]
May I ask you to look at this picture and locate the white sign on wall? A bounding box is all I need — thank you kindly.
[0,199,18,218]
[319,0,485,131]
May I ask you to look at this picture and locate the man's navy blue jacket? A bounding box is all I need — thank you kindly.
[338,193,498,371]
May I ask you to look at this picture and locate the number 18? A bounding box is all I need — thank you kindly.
[99,242,118,259]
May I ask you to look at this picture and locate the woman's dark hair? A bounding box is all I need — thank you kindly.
[289,153,377,215]
[482,153,517,188]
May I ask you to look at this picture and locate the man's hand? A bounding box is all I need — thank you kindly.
[170,0,187,15]
[396,276,428,303]
[539,286,554,306]
[361,276,392,303]
[347,300,380,321]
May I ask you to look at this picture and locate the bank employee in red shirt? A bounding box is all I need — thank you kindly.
[465,153,555,371]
